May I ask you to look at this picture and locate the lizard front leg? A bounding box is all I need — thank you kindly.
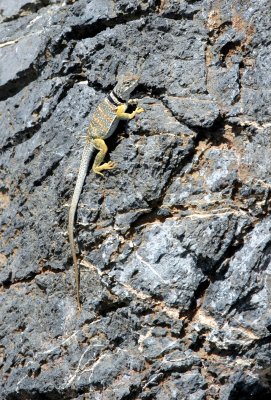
[116,104,144,120]
[91,137,116,177]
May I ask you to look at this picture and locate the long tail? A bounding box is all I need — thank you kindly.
[68,143,94,310]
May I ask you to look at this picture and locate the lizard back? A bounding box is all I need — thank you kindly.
[88,97,126,140]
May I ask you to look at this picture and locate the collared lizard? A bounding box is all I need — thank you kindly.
[68,73,144,310]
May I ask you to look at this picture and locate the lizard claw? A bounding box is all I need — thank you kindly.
[93,161,116,176]
[95,170,105,177]
[106,161,116,170]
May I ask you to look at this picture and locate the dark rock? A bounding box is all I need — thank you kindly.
[1,0,271,399]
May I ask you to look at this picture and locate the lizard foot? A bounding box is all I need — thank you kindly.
[93,161,117,176]
[135,107,144,114]
[101,161,116,170]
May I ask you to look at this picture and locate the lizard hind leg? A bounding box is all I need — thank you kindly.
[91,137,116,176]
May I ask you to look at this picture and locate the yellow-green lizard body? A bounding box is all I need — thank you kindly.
[68,74,144,310]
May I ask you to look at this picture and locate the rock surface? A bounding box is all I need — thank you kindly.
[0,0,271,399]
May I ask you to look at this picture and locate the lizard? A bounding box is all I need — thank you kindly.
[68,73,144,310]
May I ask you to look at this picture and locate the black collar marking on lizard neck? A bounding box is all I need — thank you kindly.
[108,90,126,106]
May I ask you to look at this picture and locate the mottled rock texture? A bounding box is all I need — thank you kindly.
[0,0,271,399]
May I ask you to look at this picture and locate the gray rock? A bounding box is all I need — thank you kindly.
[1,0,271,399]
[0,1,57,22]
[203,216,271,338]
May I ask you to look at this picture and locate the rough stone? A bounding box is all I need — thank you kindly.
[1,0,271,399]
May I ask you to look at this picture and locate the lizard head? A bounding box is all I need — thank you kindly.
[113,73,139,101]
